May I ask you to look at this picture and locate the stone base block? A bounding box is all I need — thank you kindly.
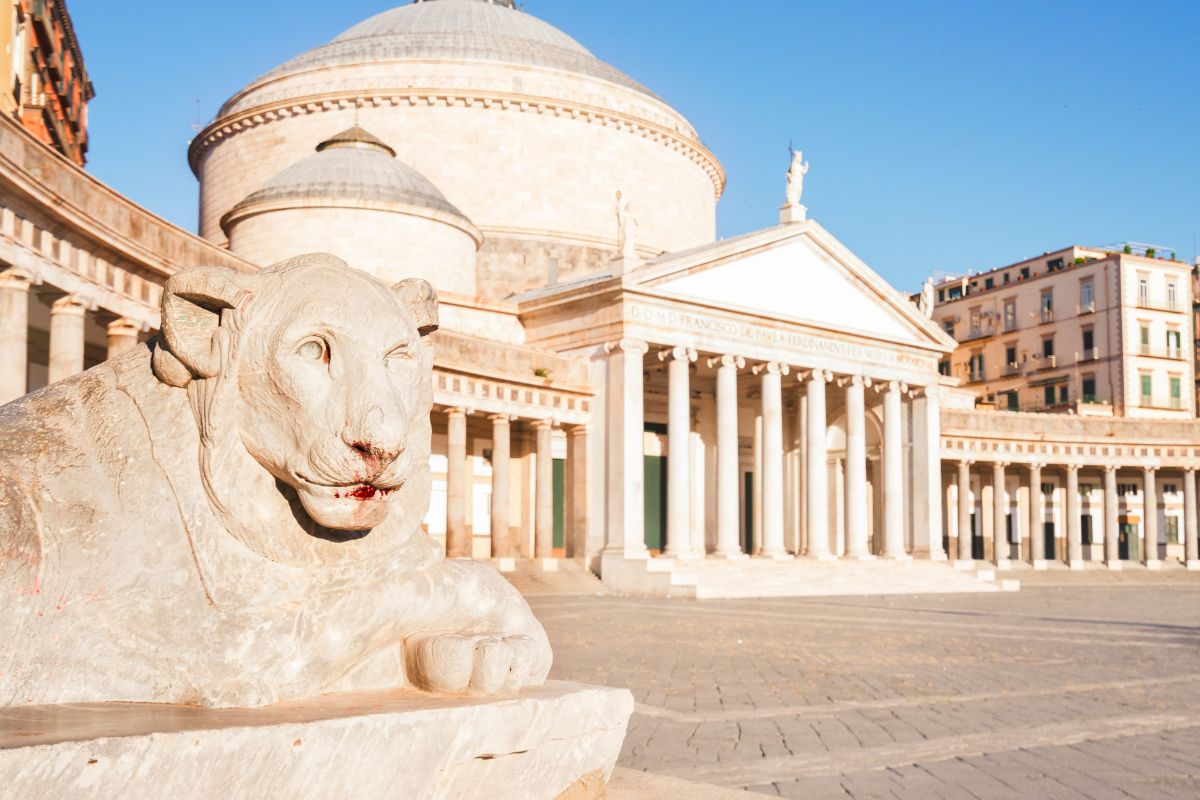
[0,681,632,800]
[1107,560,1123,571]
[757,552,795,561]
[1068,559,1084,571]
[779,203,807,223]
[1032,559,1048,571]
[495,556,518,573]
[1186,560,1200,572]
[995,559,1010,571]
[540,557,559,572]
[999,579,1021,592]
[849,553,877,562]
[1146,560,1163,571]
[712,551,750,561]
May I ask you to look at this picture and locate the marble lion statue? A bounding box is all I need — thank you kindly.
[0,254,551,708]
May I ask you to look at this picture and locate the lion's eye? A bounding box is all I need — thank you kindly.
[385,343,412,362]
[299,340,327,363]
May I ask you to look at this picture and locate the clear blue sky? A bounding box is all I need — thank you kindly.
[70,0,1199,291]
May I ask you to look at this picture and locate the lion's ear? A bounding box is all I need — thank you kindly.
[392,278,438,336]
[153,266,254,387]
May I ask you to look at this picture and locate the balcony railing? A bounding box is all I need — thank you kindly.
[1031,354,1057,371]
[1136,297,1184,313]
[1039,308,1054,323]
[1077,301,1096,315]
[1080,347,1099,361]
[1139,396,1185,410]
[1138,345,1186,360]
[1003,362,1022,376]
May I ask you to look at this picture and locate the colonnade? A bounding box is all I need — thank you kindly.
[949,459,1200,569]
[439,407,589,562]
[601,338,940,562]
[0,265,145,404]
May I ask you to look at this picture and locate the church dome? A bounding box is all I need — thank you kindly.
[246,0,654,104]
[225,126,468,221]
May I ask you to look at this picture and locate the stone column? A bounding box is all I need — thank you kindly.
[911,387,945,560]
[805,369,832,558]
[48,294,89,384]
[711,355,744,558]
[992,462,1009,567]
[0,267,32,404]
[881,381,906,559]
[752,413,762,554]
[957,460,973,561]
[603,339,649,560]
[1143,467,1159,567]
[489,414,512,559]
[756,361,790,559]
[1104,466,1120,570]
[660,347,696,558]
[1065,465,1082,569]
[445,407,469,558]
[534,420,555,559]
[844,376,871,559]
[105,318,141,359]
[567,425,590,561]
[1029,463,1045,568]
[1184,468,1199,570]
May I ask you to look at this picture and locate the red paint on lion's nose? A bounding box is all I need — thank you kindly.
[347,485,387,501]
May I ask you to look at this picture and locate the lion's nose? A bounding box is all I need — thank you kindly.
[341,402,408,473]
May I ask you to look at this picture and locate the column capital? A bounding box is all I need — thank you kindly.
[567,423,590,437]
[658,345,697,363]
[874,379,909,395]
[106,317,142,337]
[838,374,872,388]
[487,413,512,424]
[958,459,975,468]
[446,406,469,419]
[1143,464,1159,475]
[993,461,1010,470]
[1184,466,1197,474]
[708,353,745,370]
[752,360,790,377]
[1029,461,1046,471]
[531,418,557,431]
[1104,464,1119,473]
[798,368,830,384]
[0,265,35,289]
[50,294,90,315]
[605,338,648,356]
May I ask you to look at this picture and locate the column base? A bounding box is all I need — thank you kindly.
[1067,559,1084,571]
[994,559,1010,570]
[757,552,795,561]
[846,552,876,562]
[952,560,976,571]
[664,550,703,561]
[779,202,807,223]
[806,553,838,562]
[1107,560,1123,571]
[712,550,749,560]
[1186,560,1200,571]
[493,557,517,573]
[539,558,559,572]
[1146,560,1163,571]
[883,553,912,562]
[1031,559,1048,571]
[928,552,949,562]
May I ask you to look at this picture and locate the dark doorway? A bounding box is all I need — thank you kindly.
[1043,521,1056,559]
[743,471,754,554]
[644,455,666,553]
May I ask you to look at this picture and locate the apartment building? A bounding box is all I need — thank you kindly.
[0,0,92,165]
[929,245,1195,418]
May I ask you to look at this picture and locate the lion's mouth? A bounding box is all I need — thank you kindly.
[294,473,399,501]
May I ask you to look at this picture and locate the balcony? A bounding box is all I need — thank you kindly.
[1137,346,1186,361]
[1138,396,1186,411]
[1077,301,1096,315]
[1080,347,1099,362]
[1039,308,1055,323]
[1031,354,1057,371]
[1136,296,1184,314]
[1003,362,1022,377]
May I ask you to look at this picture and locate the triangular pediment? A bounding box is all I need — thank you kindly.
[636,223,951,348]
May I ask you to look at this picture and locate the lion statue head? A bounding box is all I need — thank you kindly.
[150,253,439,567]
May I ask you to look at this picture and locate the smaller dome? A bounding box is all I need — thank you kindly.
[227,127,467,221]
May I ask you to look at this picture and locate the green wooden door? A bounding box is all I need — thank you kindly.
[743,472,754,554]
[552,458,565,550]
[1043,521,1056,559]
[644,455,667,552]
[1119,522,1136,560]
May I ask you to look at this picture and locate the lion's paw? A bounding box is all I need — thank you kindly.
[405,632,546,695]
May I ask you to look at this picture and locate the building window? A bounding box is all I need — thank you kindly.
[1080,279,1094,312]
[943,319,955,336]
[1042,337,1054,359]
[1005,345,1018,368]
[969,353,985,382]
[1138,276,1149,306]
[1006,391,1019,411]
[1003,272,1011,284]
[937,289,945,303]
[1044,385,1056,407]
[985,277,994,290]
[1118,483,1138,496]
[1040,290,1053,321]
[948,286,962,300]
[938,360,950,376]
[1082,327,1095,358]
[969,308,981,337]
[1165,517,1180,545]
[1140,324,1150,355]
[1167,281,1178,310]
[1163,484,1179,496]
[1140,373,1153,404]
[1170,376,1182,409]
[1020,267,1031,280]
[1003,299,1016,331]
[1048,258,1064,271]
[1167,329,1181,358]
[1058,384,1069,404]
[1082,376,1096,401]
[1041,483,1055,496]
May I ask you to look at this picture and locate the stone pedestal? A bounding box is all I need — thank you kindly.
[779,203,807,224]
[0,682,631,800]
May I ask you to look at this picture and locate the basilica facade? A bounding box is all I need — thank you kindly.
[2,0,1197,596]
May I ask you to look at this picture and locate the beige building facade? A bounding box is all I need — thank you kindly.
[4,0,1199,598]
[930,245,1195,417]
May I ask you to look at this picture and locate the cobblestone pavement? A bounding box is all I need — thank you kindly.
[529,584,1200,798]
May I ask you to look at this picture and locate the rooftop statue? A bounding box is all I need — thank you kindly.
[785,147,809,207]
[615,190,638,260]
[0,254,552,708]
[919,277,936,318]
